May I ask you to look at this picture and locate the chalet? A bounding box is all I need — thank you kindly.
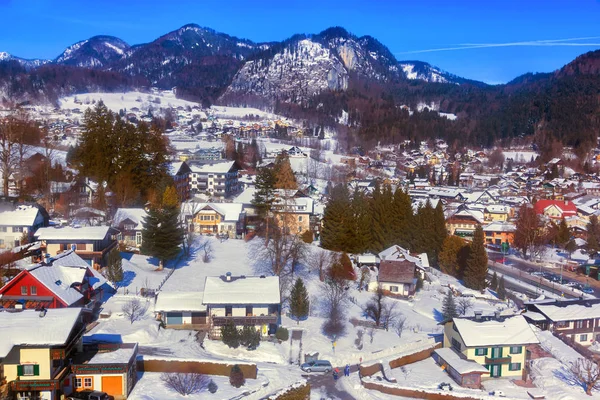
[446,209,484,240]
[442,314,539,380]
[112,208,148,248]
[154,292,208,329]
[167,161,192,201]
[483,205,512,222]
[35,226,119,268]
[0,250,108,310]
[523,298,600,346]
[533,199,577,220]
[0,308,85,400]
[182,202,245,238]
[482,222,516,246]
[371,259,417,297]
[203,274,280,339]
[0,205,49,250]
[271,190,314,235]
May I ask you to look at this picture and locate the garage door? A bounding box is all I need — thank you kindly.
[102,376,123,396]
[166,312,183,325]
[191,312,207,324]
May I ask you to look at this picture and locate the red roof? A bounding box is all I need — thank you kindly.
[533,200,577,217]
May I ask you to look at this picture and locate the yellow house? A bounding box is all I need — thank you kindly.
[442,314,539,379]
[0,308,84,400]
[483,205,512,222]
[271,191,314,235]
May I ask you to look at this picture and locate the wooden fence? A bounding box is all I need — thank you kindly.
[138,359,257,379]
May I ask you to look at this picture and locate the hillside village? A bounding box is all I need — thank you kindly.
[2,91,600,400]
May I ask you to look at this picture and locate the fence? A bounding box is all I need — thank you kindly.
[138,359,257,379]
[362,381,482,400]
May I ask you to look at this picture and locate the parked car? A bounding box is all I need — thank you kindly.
[68,391,111,400]
[301,360,332,373]
[581,287,595,294]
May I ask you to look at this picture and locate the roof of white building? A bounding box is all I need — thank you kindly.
[452,315,539,347]
[482,222,516,232]
[0,205,42,227]
[189,161,235,174]
[233,187,257,205]
[535,301,600,322]
[202,275,280,305]
[112,208,148,230]
[0,308,82,358]
[181,202,243,221]
[155,292,207,312]
[87,345,137,364]
[35,226,113,241]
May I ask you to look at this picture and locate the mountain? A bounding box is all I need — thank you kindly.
[54,35,130,68]
[0,52,50,69]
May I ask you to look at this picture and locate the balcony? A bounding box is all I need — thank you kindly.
[212,314,278,326]
[484,355,512,364]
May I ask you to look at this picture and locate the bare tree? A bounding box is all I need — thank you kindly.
[571,358,600,396]
[321,280,348,338]
[161,372,211,395]
[368,327,376,344]
[457,297,474,316]
[201,238,213,263]
[394,315,407,338]
[309,249,333,282]
[122,298,146,324]
[381,300,399,331]
[364,288,385,326]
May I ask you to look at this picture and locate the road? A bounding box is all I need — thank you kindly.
[302,365,359,400]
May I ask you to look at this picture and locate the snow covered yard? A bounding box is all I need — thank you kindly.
[118,253,173,293]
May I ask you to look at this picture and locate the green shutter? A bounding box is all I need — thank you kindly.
[17,365,23,376]
[33,364,40,376]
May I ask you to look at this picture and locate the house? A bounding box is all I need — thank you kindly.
[442,313,539,379]
[446,208,484,240]
[0,250,108,310]
[371,260,417,297]
[0,205,49,250]
[189,161,240,199]
[154,292,208,329]
[111,208,148,248]
[35,226,119,268]
[287,146,306,158]
[483,205,512,222]
[432,347,489,389]
[0,308,85,400]
[70,343,138,399]
[533,199,577,220]
[271,190,314,235]
[182,202,245,238]
[523,298,600,346]
[167,161,192,201]
[482,222,516,246]
[203,274,280,339]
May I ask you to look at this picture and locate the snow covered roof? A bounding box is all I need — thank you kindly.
[0,205,42,226]
[35,226,115,241]
[232,187,256,205]
[87,344,137,364]
[452,315,539,347]
[202,275,280,305]
[521,311,547,322]
[190,161,236,174]
[482,222,516,233]
[112,208,148,230]
[155,292,206,312]
[434,348,488,374]
[181,202,243,221]
[0,308,82,358]
[534,300,600,322]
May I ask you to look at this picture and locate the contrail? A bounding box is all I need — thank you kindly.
[397,37,600,55]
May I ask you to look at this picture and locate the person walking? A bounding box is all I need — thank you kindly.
[333,368,339,381]
[344,364,350,377]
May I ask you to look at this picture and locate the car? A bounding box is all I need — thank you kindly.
[301,360,332,373]
[581,287,595,294]
[564,280,578,287]
[531,271,544,276]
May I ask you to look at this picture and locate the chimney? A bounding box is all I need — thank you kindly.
[44,253,51,265]
[226,272,232,282]
[71,244,76,251]
[474,311,482,320]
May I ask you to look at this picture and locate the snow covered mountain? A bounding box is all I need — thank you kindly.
[54,35,130,68]
[0,51,50,69]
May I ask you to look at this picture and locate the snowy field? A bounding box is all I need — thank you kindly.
[59,91,202,113]
[502,150,539,163]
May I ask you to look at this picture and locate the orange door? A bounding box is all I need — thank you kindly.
[102,376,123,396]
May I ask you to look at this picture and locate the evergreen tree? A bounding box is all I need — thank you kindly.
[432,201,448,265]
[414,200,436,258]
[229,365,245,388]
[370,182,394,252]
[556,218,571,249]
[290,278,310,324]
[239,325,260,349]
[321,184,352,251]
[221,321,240,348]
[586,215,600,256]
[497,276,507,300]
[391,188,413,249]
[252,167,276,219]
[140,187,184,270]
[490,271,499,291]
[105,247,123,284]
[439,236,467,277]
[274,152,297,190]
[352,188,372,254]
[442,289,458,320]
[463,225,488,290]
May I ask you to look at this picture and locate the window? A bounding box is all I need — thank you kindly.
[74,377,83,388]
[76,243,86,251]
[509,362,522,371]
[246,306,253,316]
[298,216,303,222]
[21,286,27,295]
[136,231,142,245]
[580,334,588,342]
[0,226,6,232]
[509,346,522,354]
[18,364,39,376]
[475,348,488,356]
[30,286,37,296]
[575,320,584,329]
[451,338,462,351]
[389,285,399,292]
[84,377,93,388]
[225,306,232,317]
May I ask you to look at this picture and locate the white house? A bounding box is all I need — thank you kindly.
[0,205,48,250]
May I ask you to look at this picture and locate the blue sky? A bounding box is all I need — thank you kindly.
[1,0,599,84]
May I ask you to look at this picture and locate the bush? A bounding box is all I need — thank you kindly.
[208,379,218,393]
[221,321,240,348]
[160,372,210,395]
[229,364,245,388]
[239,325,260,349]
[300,230,313,243]
[275,326,289,341]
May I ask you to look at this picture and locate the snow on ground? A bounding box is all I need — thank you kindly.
[502,150,539,163]
[118,253,172,293]
[59,91,201,113]
[203,340,287,365]
[209,105,280,120]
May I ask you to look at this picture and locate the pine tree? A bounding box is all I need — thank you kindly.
[105,247,123,284]
[252,167,276,219]
[391,188,413,249]
[497,276,506,300]
[221,321,240,348]
[556,218,570,249]
[370,182,394,252]
[274,152,297,190]
[290,278,310,324]
[229,365,245,388]
[442,289,458,320]
[352,189,372,254]
[432,201,448,265]
[439,236,467,277]
[321,184,352,251]
[464,225,488,290]
[414,200,436,258]
[490,271,499,291]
